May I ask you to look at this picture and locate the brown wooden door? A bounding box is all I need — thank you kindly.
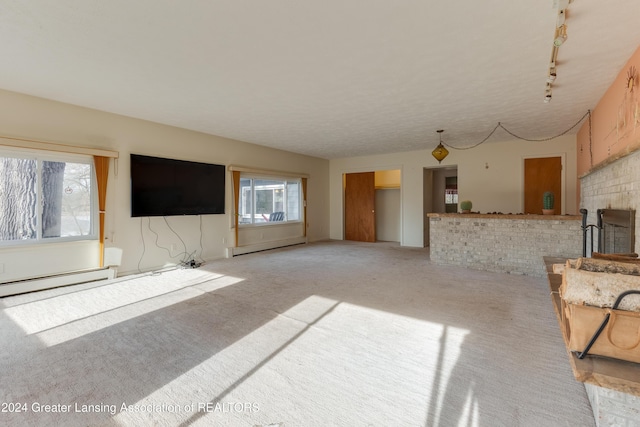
[345,172,376,242]
[524,157,562,214]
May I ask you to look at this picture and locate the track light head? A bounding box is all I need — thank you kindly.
[554,25,568,47]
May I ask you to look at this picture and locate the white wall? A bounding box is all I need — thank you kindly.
[0,89,330,281]
[329,134,577,247]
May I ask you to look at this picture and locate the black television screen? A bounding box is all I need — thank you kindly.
[130,154,225,217]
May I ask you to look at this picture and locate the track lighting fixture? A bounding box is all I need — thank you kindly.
[552,0,573,10]
[554,25,568,47]
[544,83,553,103]
[556,9,566,27]
[544,1,572,102]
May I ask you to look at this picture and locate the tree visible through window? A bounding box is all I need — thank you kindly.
[0,152,95,243]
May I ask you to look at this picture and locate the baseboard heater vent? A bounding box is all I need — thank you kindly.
[0,267,116,297]
[229,237,307,257]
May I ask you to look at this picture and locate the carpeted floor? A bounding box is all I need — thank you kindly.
[0,241,594,426]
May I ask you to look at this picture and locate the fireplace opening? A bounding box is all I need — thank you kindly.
[598,209,635,254]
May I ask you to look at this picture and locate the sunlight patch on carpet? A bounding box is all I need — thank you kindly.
[110,296,471,427]
[112,295,335,426]
[3,268,245,346]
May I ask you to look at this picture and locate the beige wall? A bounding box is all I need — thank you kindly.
[0,89,330,281]
[329,134,577,247]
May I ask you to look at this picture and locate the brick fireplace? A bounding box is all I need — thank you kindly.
[580,149,640,257]
[599,208,635,254]
[579,149,640,426]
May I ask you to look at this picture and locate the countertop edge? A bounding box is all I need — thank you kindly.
[427,213,581,221]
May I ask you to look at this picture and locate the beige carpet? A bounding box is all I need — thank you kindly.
[0,241,594,426]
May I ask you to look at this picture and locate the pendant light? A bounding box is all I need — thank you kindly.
[432,129,449,163]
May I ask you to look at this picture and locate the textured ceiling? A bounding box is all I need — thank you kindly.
[0,1,639,159]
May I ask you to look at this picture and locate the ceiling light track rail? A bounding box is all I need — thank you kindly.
[545,0,574,103]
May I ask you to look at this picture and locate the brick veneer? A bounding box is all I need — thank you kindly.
[586,384,640,427]
[580,149,640,255]
[428,214,582,277]
[580,149,640,426]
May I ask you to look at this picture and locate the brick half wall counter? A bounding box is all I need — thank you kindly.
[428,213,583,278]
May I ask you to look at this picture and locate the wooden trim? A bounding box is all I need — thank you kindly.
[427,213,581,221]
[302,177,308,237]
[232,171,241,247]
[0,136,119,158]
[579,138,640,179]
[228,165,309,179]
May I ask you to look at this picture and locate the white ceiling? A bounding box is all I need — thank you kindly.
[1,1,639,159]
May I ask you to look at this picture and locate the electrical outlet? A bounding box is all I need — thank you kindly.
[222,237,226,244]
[170,243,177,252]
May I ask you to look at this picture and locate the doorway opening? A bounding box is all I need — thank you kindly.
[344,170,401,243]
[423,166,458,247]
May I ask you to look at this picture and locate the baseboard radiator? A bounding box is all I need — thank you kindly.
[228,236,307,257]
[0,267,116,297]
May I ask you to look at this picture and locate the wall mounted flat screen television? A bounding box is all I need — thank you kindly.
[130,154,225,217]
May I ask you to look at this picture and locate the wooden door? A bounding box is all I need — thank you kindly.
[345,172,376,242]
[524,157,562,214]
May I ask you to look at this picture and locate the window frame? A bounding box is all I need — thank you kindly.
[238,174,303,227]
[0,147,99,247]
